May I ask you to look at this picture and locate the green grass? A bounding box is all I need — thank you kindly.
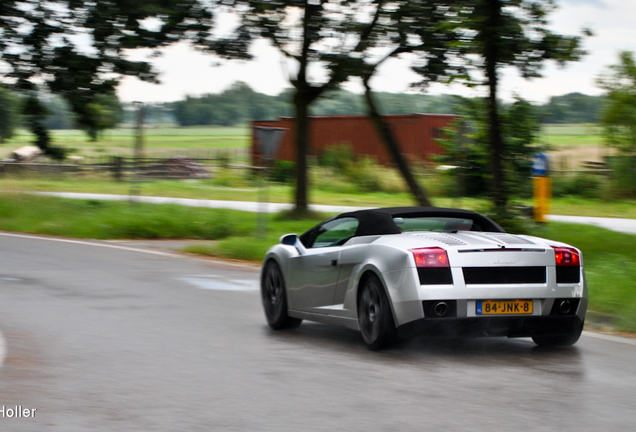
[0,171,477,208]
[0,193,260,240]
[1,126,250,158]
[4,175,636,218]
[537,223,636,332]
[539,124,605,148]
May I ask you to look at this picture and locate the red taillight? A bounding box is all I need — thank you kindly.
[552,246,580,266]
[410,247,449,268]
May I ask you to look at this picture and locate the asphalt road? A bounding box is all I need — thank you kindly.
[1,233,636,431]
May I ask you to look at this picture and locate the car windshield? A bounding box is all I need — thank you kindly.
[393,216,480,232]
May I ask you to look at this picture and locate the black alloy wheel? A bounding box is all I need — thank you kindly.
[358,274,396,350]
[261,260,302,330]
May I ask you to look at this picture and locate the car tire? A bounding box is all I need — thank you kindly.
[261,260,302,330]
[357,274,396,350]
[532,320,584,347]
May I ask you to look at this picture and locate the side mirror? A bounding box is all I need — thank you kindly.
[280,233,306,255]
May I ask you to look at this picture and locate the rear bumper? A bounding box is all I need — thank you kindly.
[396,315,585,339]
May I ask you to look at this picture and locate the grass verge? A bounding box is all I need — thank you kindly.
[537,222,636,333]
[5,176,636,218]
[0,193,262,240]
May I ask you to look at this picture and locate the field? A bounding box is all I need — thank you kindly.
[539,124,615,170]
[2,123,636,218]
[1,126,250,159]
[540,124,605,147]
[2,123,614,168]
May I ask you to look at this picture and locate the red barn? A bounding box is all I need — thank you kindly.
[252,114,457,166]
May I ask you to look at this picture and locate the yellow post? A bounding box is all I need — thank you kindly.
[533,176,551,222]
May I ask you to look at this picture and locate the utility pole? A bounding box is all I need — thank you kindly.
[254,126,287,237]
[130,102,146,203]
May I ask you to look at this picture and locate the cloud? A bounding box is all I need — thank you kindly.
[560,0,608,8]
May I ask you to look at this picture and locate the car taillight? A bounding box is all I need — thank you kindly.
[552,246,580,266]
[410,247,449,268]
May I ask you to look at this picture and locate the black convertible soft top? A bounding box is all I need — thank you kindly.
[336,207,505,236]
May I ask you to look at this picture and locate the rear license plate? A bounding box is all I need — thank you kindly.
[476,300,533,315]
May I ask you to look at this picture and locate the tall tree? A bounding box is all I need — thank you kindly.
[0,86,19,144]
[445,0,586,215]
[1,1,246,157]
[436,96,540,199]
[235,1,380,214]
[235,1,466,211]
[597,51,636,154]
[355,1,466,207]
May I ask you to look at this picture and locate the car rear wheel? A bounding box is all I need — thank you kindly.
[261,260,302,330]
[358,274,395,350]
[532,320,584,347]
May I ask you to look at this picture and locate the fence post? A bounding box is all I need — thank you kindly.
[113,156,123,181]
[130,102,146,203]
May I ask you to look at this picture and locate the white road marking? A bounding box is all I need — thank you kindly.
[0,232,181,258]
[583,331,636,347]
[179,275,258,291]
[0,330,6,369]
[31,191,371,214]
[547,215,636,235]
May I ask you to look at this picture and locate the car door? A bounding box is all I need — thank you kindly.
[286,217,359,315]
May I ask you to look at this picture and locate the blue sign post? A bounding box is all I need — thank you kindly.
[532,152,549,177]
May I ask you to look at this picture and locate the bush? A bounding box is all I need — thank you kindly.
[346,156,382,193]
[317,143,386,193]
[269,160,296,183]
[552,173,604,199]
[318,143,355,170]
[610,155,636,197]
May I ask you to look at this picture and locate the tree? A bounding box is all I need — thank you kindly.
[597,51,636,154]
[437,96,540,198]
[0,86,19,144]
[234,1,470,212]
[355,1,468,207]
[76,92,125,141]
[21,94,66,160]
[172,82,287,126]
[434,0,586,215]
[540,93,604,124]
[1,1,245,156]
[235,1,380,214]
[43,94,74,130]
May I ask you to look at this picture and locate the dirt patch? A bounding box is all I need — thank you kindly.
[549,145,615,170]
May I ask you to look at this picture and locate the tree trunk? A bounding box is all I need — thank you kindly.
[363,81,432,207]
[292,89,311,215]
[484,0,507,215]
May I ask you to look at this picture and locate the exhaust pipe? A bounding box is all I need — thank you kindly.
[433,301,449,317]
[559,300,571,315]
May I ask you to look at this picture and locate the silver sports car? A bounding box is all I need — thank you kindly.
[260,207,587,350]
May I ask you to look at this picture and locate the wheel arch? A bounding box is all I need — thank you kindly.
[261,246,293,285]
[355,266,397,328]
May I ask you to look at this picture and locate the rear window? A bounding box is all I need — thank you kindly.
[393,217,481,232]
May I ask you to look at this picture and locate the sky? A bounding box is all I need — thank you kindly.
[116,0,636,105]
